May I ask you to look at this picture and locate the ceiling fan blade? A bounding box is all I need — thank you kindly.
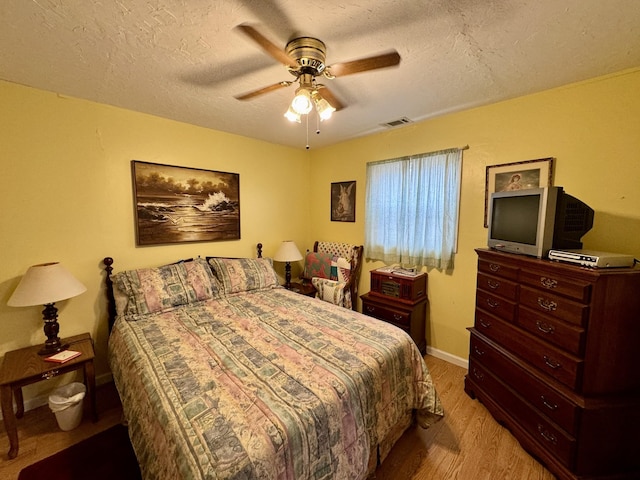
[327,50,401,77]
[316,86,345,111]
[235,24,298,69]
[235,81,292,100]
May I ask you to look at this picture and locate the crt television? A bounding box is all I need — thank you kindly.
[487,186,594,258]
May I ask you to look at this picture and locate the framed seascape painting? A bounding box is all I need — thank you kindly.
[132,160,240,245]
[484,157,554,227]
[331,181,356,222]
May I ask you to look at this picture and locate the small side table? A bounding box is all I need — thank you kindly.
[289,281,316,298]
[0,332,97,459]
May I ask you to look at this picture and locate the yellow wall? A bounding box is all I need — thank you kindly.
[0,81,311,399]
[309,67,640,360]
[1,67,639,405]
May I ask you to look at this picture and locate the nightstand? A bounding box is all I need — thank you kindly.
[361,269,428,354]
[0,332,97,459]
[289,281,316,298]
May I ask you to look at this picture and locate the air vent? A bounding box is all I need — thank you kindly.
[381,117,413,128]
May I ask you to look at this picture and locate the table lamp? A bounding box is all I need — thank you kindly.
[273,241,303,290]
[8,262,87,356]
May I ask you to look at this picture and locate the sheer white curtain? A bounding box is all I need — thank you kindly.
[364,148,463,269]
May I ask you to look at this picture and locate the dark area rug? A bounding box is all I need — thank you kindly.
[18,424,141,480]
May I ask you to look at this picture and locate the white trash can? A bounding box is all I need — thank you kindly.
[48,382,86,431]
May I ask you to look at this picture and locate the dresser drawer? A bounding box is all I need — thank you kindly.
[518,306,586,356]
[477,272,518,301]
[362,300,410,328]
[520,286,589,327]
[476,289,517,323]
[469,330,579,434]
[468,360,576,468]
[478,258,518,281]
[474,313,583,390]
[520,269,591,303]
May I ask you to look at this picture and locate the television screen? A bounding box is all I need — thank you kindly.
[490,194,540,245]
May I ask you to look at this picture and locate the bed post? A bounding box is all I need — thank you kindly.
[257,243,263,258]
[103,257,116,332]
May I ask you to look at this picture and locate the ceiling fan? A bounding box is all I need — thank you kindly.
[234,24,401,122]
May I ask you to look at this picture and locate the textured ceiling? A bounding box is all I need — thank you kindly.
[1,0,639,149]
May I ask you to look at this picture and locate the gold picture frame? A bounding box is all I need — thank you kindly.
[484,157,554,227]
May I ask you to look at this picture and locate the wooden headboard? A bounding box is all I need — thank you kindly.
[103,243,264,333]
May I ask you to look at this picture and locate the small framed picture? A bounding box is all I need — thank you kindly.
[484,157,554,227]
[331,181,356,222]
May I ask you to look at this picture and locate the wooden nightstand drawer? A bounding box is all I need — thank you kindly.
[363,301,410,327]
[361,291,427,354]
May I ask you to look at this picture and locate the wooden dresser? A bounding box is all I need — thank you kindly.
[360,268,427,354]
[465,248,640,480]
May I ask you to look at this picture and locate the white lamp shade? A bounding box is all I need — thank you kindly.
[273,241,303,263]
[8,262,87,307]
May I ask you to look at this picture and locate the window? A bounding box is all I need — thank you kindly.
[364,148,463,269]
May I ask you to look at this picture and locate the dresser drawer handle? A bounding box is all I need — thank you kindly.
[393,314,404,322]
[536,320,555,334]
[489,263,501,272]
[42,370,59,380]
[486,298,500,309]
[473,346,486,356]
[537,297,557,312]
[543,355,562,370]
[537,424,558,444]
[478,318,492,329]
[486,279,500,290]
[472,368,484,381]
[540,395,558,411]
[540,277,558,289]
[365,306,375,314]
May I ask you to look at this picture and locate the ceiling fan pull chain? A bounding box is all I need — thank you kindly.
[316,113,321,135]
[306,115,310,150]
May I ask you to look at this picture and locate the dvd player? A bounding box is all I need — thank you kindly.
[548,249,635,268]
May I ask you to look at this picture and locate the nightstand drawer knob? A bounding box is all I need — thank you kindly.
[42,370,59,379]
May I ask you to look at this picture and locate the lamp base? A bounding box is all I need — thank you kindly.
[38,302,68,356]
[38,341,69,357]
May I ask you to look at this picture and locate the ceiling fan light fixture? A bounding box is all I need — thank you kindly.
[312,92,335,121]
[284,105,302,123]
[291,87,313,115]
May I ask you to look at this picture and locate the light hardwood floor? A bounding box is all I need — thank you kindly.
[0,355,556,480]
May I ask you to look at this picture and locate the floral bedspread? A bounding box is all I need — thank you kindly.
[109,288,443,480]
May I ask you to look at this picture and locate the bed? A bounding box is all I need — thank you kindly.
[104,247,443,479]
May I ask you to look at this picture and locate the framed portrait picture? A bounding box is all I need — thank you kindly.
[484,157,554,227]
[131,160,240,245]
[331,181,356,222]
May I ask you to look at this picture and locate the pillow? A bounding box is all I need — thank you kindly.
[112,259,216,317]
[208,257,279,294]
[312,277,346,306]
[303,252,333,280]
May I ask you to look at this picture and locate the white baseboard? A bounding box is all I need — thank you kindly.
[0,372,114,421]
[426,346,469,369]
